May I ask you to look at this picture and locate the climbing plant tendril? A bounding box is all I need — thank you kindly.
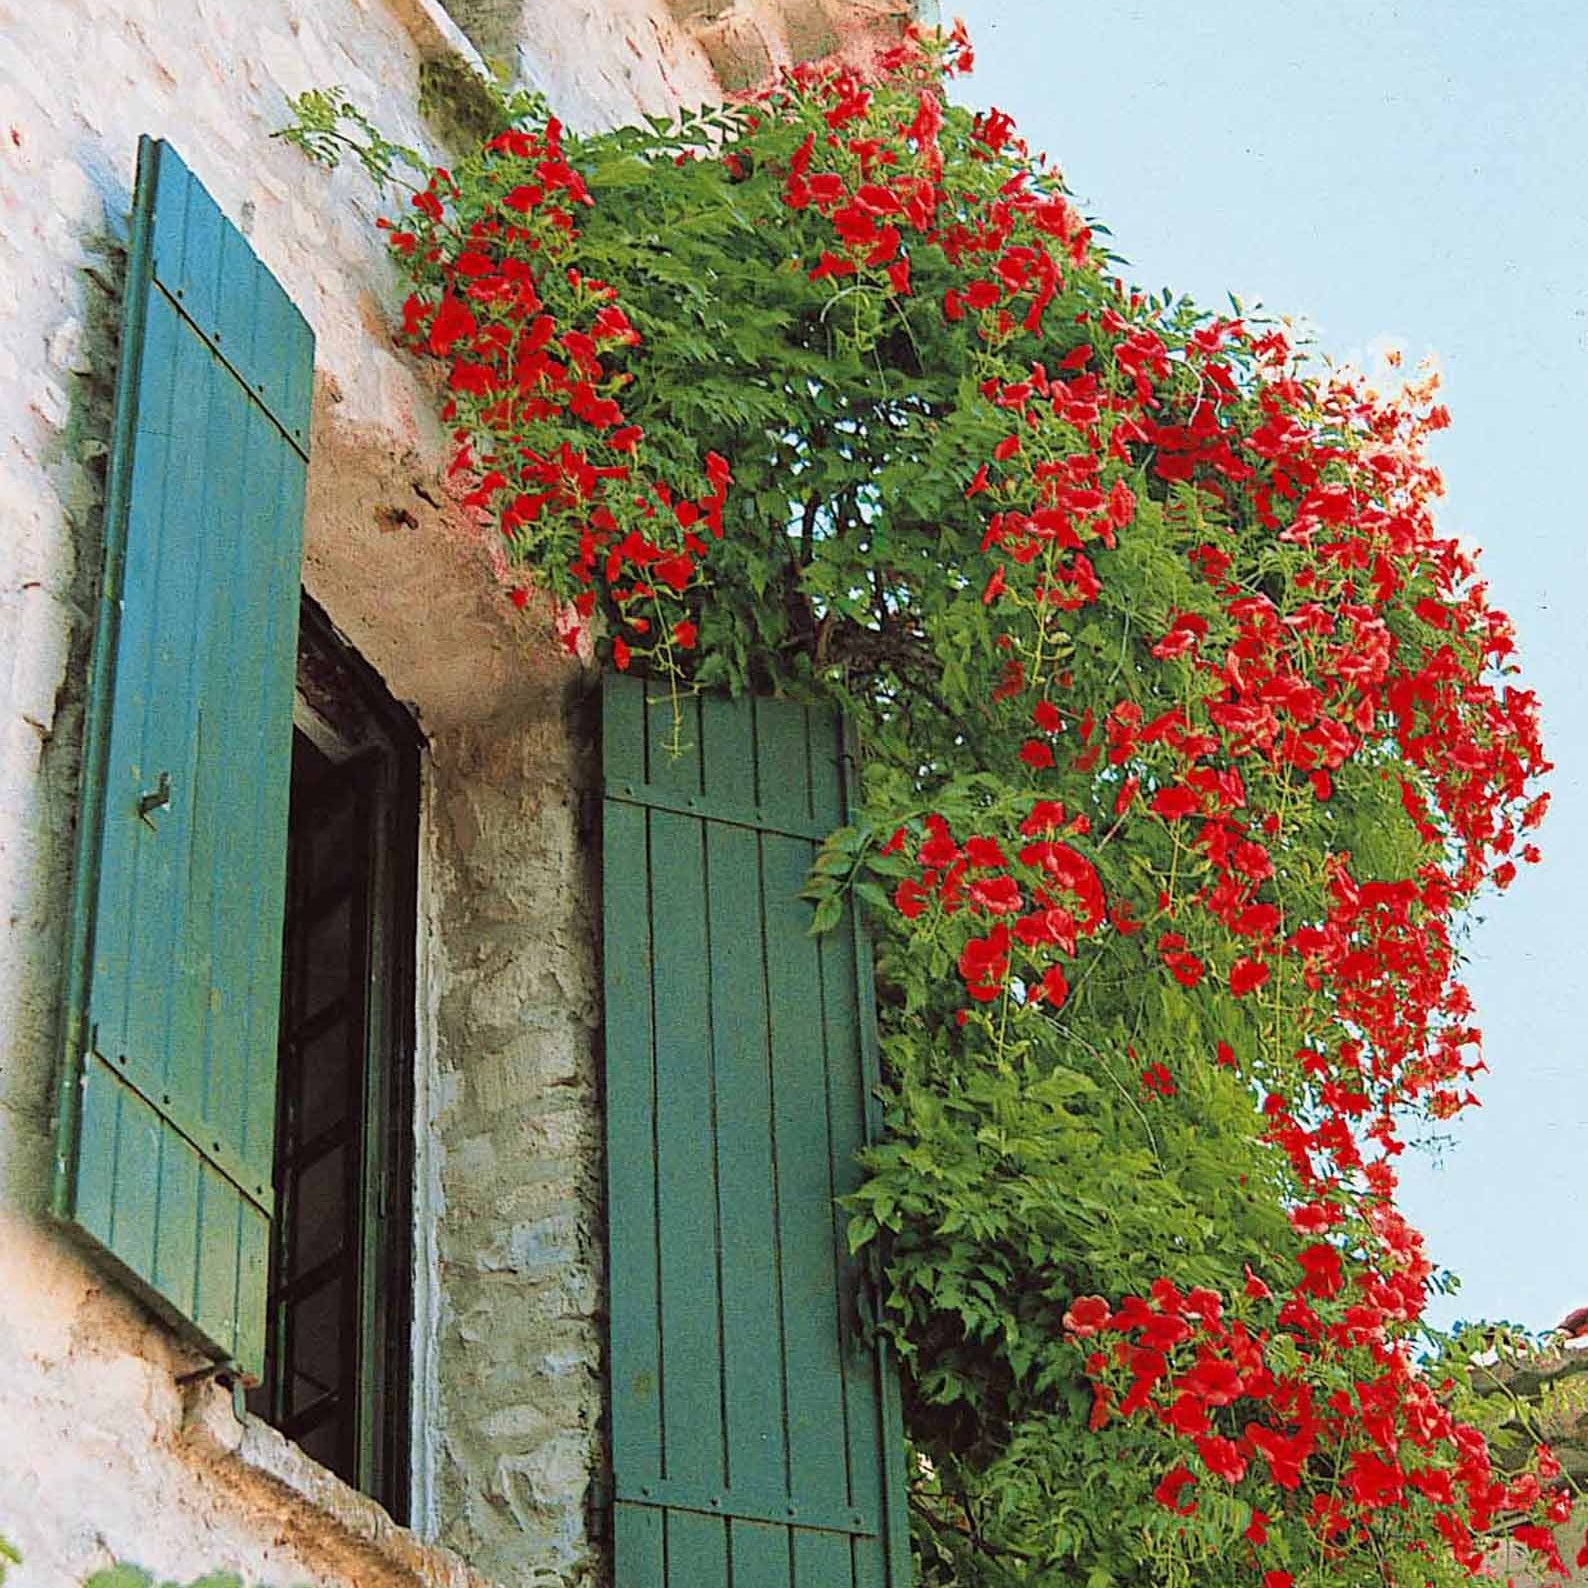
[288,26,1567,1584]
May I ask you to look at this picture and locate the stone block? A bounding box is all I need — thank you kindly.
[694,13,775,93]
[664,0,731,20]
[781,0,840,61]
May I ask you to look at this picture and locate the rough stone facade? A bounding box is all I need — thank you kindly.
[0,0,909,1584]
[423,712,605,1583]
[444,0,912,111]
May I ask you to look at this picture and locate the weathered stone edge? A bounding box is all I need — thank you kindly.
[382,0,491,74]
[179,1380,502,1588]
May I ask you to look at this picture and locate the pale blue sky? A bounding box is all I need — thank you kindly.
[951,0,1588,1333]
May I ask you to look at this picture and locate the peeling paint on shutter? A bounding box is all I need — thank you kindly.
[54,137,313,1379]
[602,673,911,1588]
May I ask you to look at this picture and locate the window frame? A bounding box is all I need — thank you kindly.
[248,595,423,1520]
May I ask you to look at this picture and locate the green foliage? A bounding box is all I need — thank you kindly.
[273,87,423,190]
[280,36,1556,1585]
[0,1544,249,1588]
[84,1572,244,1588]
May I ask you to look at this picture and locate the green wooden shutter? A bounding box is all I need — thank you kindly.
[602,674,911,1588]
[53,137,314,1379]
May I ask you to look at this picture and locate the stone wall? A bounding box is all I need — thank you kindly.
[423,708,606,1584]
[0,0,910,1583]
[442,0,912,107]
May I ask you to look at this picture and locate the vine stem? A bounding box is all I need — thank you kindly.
[269,125,424,195]
[992,977,1014,1065]
[655,626,689,760]
[1065,1024,1162,1166]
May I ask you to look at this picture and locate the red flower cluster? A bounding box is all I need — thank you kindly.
[385,120,730,667]
[1067,1274,1577,1579]
[886,802,1106,1011]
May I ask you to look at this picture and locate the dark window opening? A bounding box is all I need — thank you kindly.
[247,597,422,1520]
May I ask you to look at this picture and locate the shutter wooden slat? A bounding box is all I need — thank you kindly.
[755,697,815,827]
[121,305,213,1071]
[612,1504,664,1588]
[152,1126,201,1311]
[731,1519,791,1588]
[96,292,206,1072]
[706,822,785,1499]
[217,220,260,386]
[167,306,244,1116]
[820,904,885,1523]
[699,692,756,809]
[651,808,725,1490]
[604,671,648,787]
[55,137,312,1378]
[603,673,911,1588]
[194,1162,243,1354]
[853,1537,885,1588]
[209,399,300,1179]
[794,1526,851,1588]
[807,703,845,816]
[604,798,663,1486]
[668,1513,728,1584]
[116,1086,164,1280]
[70,1060,117,1251]
[763,828,850,1511]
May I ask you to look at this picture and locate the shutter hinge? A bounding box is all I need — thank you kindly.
[137,770,172,829]
[175,1357,257,1392]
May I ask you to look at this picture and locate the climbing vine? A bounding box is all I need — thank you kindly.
[288,23,1565,1584]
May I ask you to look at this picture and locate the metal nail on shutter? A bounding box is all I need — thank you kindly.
[55,137,313,1380]
[602,673,912,1588]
